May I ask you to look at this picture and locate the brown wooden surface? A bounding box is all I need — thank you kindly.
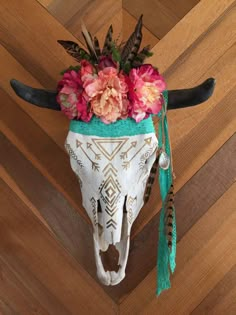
[0,0,236,313]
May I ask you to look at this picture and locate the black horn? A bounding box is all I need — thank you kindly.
[10,79,60,111]
[168,78,216,110]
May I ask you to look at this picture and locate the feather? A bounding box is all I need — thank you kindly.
[164,184,175,249]
[93,36,101,56]
[57,40,90,61]
[81,21,98,61]
[132,45,153,67]
[102,25,113,55]
[121,15,143,66]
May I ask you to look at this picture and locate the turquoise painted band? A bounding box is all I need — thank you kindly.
[69,90,168,137]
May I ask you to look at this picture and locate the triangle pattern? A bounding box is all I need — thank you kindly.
[92,138,128,161]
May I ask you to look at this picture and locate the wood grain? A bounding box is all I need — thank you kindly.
[0,179,117,314]
[0,165,50,230]
[42,0,122,42]
[0,88,88,223]
[0,45,68,150]
[123,0,179,39]
[120,182,236,314]
[0,0,79,88]
[148,0,236,73]
[191,266,236,315]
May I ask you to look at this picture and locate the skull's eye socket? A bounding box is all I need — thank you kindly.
[97,199,102,213]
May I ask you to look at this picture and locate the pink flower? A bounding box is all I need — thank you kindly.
[80,60,96,85]
[127,64,166,122]
[57,69,92,121]
[84,67,129,124]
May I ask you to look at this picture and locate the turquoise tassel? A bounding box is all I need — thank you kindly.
[157,90,177,296]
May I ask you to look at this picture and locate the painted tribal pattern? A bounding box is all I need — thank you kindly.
[65,131,158,285]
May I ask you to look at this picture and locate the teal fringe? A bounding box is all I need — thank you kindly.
[157,91,177,296]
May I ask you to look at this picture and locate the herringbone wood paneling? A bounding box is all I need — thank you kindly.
[0,0,236,314]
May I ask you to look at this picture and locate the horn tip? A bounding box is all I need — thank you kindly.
[203,77,216,89]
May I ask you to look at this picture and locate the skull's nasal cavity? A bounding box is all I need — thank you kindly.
[100,245,120,272]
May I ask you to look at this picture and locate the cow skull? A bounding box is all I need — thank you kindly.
[10,77,215,285]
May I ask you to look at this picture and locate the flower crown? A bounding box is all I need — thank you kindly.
[57,15,166,124]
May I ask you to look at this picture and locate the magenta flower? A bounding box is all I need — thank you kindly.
[127,64,166,122]
[98,55,117,70]
[84,67,129,124]
[57,69,92,121]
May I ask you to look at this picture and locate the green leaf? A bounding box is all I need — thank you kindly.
[111,42,121,62]
[60,65,81,75]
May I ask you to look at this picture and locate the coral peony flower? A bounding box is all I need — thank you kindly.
[57,69,92,121]
[84,67,129,124]
[127,64,166,122]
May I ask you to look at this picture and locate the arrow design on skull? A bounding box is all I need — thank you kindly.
[76,140,100,171]
[122,137,152,170]
[120,141,137,159]
[87,143,101,160]
[106,218,117,229]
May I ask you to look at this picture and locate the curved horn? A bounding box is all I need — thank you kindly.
[168,78,216,110]
[10,79,61,111]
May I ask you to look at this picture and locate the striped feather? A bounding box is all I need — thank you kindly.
[102,25,113,55]
[121,15,143,66]
[144,154,159,204]
[93,36,101,56]
[57,40,90,61]
[164,184,175,249]
[81,22,98,61]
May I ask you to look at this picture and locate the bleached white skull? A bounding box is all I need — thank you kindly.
[65,117,158,284]
[10,77,215,286]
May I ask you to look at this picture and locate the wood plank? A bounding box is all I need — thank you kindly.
[0,0,80,88]
[0,165,50,231]
[158,0,200,20]
[120,183,236,314]
[105,134,236,301]
[166,15,236,147]
[0,258,51,315]
[0,298,18,315]
[123,0,179,39]
[148,0,236,73]
[0,179,117,314]
[0,88,88,223]
[191,266,236,315]
[0,45,68,150]
[44,0,122,42]
[123,9,159,47]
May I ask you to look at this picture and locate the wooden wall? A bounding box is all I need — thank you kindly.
[0,0,236,314]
